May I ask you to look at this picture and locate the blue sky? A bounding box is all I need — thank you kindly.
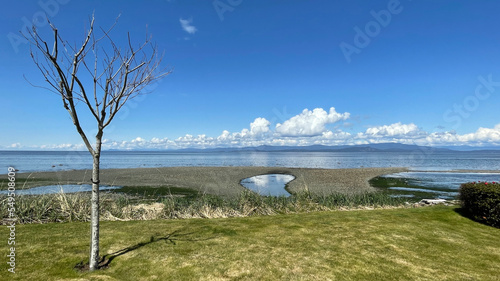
[1,0,500,150]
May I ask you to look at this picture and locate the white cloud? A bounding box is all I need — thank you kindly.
[424,124,500,146]
[10,107,500,150]
[363,122,425,138]
[352,122,500,147]
[275,107,350,136]
[38,143,86,150]
[9,143,21,148]
[179,18,197,34]
[250,117,271,135]
[132,137,146,143]
[321,130,352,140]
[462,124,500,142]
[211,118,273,148]
[173,134,219,149]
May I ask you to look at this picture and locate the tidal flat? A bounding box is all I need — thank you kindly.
[7,166,409,197]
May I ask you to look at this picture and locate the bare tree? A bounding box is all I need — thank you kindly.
[24,14,170,271]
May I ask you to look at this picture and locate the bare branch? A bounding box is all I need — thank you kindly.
[23,74,60,96]
[73,75,99,120]
[25,13,171,150]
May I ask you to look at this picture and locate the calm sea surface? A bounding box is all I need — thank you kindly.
[1,150,500,173]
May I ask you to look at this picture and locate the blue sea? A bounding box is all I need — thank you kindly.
[1,150,500,173]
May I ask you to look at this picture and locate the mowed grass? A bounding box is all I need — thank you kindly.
[1,206,499,280]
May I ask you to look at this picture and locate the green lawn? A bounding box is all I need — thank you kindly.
[1,206,499,280]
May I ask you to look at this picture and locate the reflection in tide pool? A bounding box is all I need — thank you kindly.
[0,185,121,195]
[240,174,295,197]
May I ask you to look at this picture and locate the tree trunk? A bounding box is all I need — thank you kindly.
[89,138,101,271]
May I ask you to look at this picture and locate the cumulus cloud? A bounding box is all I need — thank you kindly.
[250,117,271,135]
[176,134,215,148]
[13,107,500,150]
[352,122,500,147]
[131,137,146,143]
[424,124,500,146]
[363,122,425,138]
[213,118,272,147]
[179,18,197,34]
[38,143,86,150]
[462,124,500,142]
[321,130,352,140]
[275,107,350,136]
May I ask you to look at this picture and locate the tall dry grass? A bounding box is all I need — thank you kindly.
[1,188,408,224]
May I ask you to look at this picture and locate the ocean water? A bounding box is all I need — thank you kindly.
[1,150,500,173]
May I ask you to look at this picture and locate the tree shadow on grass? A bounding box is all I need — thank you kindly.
[75,228,218,271]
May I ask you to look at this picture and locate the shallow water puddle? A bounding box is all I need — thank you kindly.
[0,184,121,195]
[386,172,500,189]
[383,171,500,199]
[388,187,458,199]
[240,174,295,197]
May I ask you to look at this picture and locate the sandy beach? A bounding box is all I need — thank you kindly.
[12,166,408,196]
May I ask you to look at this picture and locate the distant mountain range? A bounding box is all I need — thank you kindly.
[170,143,500,153]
